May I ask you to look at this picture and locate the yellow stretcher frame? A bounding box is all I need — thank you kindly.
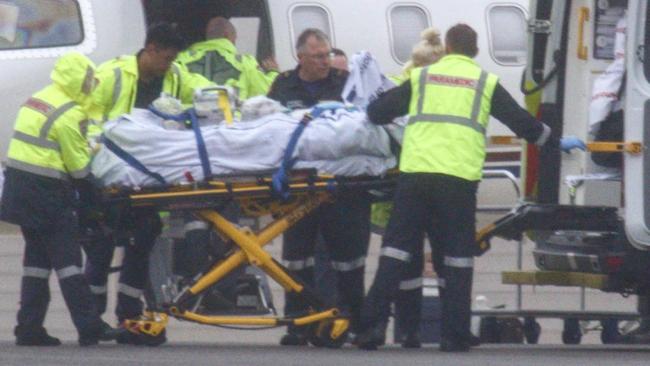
[107,171,397,347]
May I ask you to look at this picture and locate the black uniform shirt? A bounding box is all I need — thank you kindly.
[135,76,164,109]
[267,66,349,109]
[367,81,555,146]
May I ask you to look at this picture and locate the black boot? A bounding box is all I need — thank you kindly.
[401,331,421,348]
[79,321,127,346]
[15,326,61,346]
[439,337,470,352]
[355,321,387,350]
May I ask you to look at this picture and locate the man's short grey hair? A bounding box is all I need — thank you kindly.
[295,28,330,53]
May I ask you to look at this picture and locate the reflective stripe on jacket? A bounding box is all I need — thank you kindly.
[401,54,498,181]
[7,52,95,181]
[176,39,278,100]
[92,54,213,122]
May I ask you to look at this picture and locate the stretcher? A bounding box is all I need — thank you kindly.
[103,169,397,347]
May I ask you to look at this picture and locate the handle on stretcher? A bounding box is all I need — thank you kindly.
[587,141,642,154]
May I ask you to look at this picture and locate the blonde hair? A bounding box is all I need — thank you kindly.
[403,27,445,73]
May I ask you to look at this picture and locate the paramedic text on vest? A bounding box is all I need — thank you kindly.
[267,28,371,346]
[356,23,560,352]
[85,23,212,346]
[0,52,124,347]
[176,16,279,101]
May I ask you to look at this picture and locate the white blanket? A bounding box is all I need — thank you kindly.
[92,108,396,187]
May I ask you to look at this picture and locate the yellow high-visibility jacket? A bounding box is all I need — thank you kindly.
[176,39,278,100]
[92,54,213,122]
[402,54,499,181]
[6,52,95,180]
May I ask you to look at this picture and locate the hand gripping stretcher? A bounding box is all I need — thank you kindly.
[103,169,398,347]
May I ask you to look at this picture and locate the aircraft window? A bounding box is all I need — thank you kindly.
[290,4,333,58]
[388,5,430,64]
[0,0,83,50]
[230,17,261,57]
[486,4,527,65]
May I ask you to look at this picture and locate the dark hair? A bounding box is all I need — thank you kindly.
[145,22,186,50]
[445,23,478,58]
[331,48,346,57]
[295,28,330,53]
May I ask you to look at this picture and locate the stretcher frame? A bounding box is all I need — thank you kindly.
[105,170,397,346]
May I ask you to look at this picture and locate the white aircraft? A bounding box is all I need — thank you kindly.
[0,0,528,163]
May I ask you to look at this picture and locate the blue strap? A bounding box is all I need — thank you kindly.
[272,113,313,199]
[101,135,166,185]
[148,105,187,122]
[148,105,212,181]
[187,109,213,180]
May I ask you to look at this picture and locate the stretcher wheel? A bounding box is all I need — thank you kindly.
[523,317,541,344]
[600,318,621,344]
[562,318,582,345]
[308,319,349,348]
[139,331,168,347]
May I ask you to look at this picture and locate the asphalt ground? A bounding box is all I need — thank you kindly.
[1,343,650,366]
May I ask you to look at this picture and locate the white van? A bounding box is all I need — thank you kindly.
[0,0,529,162]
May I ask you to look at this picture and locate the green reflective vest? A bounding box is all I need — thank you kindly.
[6,85,91,181]
[91,55,213,122]
[176,39,278,100]
[401,54,498,181]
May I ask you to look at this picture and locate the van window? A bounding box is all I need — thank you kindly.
[388,5,430,64]
[486,4,527,65]
[290,4,333,57]
[0,0,83,50]
[594,0,627,59]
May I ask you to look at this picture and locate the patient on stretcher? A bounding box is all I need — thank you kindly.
[91,51,403,188]
[91,95,397,187]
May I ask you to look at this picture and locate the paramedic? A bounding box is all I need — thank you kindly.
[0,52,123,346]
[356,23,579,352]
[176,17,278,100]
[85,22,213,345]
[385,26,447,349]
[267,29,348,109]
[267,28,372,345]
[314,46,349,313]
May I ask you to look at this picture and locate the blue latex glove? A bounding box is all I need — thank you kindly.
[559,136,587,153]
[310,101,346,118]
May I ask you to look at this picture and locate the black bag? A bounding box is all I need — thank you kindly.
[591,109,624,168]
[479,317,524,344]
